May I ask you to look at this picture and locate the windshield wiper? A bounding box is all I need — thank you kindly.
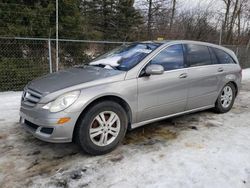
[106,65,118,70]
[90,64,118,70]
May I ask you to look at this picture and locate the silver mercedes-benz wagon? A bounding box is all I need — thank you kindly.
[20,40,242,155]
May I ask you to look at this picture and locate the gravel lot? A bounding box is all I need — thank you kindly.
[0,73,250,188]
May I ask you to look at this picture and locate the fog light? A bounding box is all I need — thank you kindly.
[57,117,71,124]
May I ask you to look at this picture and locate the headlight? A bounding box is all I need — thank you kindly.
[42,90,80,112]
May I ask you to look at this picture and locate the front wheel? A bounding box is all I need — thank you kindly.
[214,83,236,113]
[75,101,128,155]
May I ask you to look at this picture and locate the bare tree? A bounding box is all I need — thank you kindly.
[147,0,153,39]
[222,0,232,43]
[221,0,250,44]
[169,0,176,32]
[134,0,250,44]
[226,0,239,43]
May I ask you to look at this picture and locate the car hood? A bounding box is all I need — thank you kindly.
[27,66,125,94]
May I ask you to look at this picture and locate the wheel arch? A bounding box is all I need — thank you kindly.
[73,95,133,141]
[218,80,238,99]
[214,80,238,113]
[228,81,238,96]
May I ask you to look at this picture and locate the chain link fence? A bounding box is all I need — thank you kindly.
[0,38,122,91]
[0,37,249,91]
[57,40,121,70]
[0,38,50,91]
[223,45,250,69]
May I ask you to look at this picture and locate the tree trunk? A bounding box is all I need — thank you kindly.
[169,0,176,33]
[147,0,153,40]
[226,0,239,43]
[237,6,241,44]
[222,0,231,43]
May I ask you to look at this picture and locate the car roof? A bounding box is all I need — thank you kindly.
[142,40,222,47]
[137,40,238,64]
[145,40,230,51]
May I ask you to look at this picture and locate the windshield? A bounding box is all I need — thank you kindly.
[89,43,161,71]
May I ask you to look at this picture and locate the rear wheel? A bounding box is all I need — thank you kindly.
[214,83,236,113]
[75,101,128,155]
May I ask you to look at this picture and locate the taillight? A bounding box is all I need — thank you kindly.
[240,68,242,78]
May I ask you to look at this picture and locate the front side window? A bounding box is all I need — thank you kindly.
[89,43,161,71]
[212,47,235,64]
[185,44,212,67]
[149,44,184,71]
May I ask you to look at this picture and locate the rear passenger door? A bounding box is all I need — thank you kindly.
[211,47,237,75]
[210,46,239,92]
[184,44,221,110]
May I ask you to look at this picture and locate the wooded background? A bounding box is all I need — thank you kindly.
[0,0,249,45]
[0,0,250,91]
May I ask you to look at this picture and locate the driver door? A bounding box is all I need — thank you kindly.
[137,44,189,122]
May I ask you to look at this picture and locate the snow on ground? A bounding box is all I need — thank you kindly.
[242,68,250,81]
[0,70,250,188]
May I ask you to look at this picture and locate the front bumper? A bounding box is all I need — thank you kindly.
[19,107,80,143]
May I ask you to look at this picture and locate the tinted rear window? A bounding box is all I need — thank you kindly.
[208,47,219,64]
[185,44,212,67]
[212,47,235,64]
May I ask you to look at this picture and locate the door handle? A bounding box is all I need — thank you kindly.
[179,73,188,79]
[218,67,224,72]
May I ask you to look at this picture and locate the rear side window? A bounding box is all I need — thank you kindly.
[208,47,219,64]
[185,44,212,67]
[150,44,184,71]
[212,48,235,64]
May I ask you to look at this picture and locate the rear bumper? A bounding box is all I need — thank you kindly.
[19,108,79,143]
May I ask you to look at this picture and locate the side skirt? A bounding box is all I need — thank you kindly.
[131,105,214,129]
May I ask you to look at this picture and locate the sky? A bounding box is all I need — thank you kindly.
[180,0,223,10]
[135,0,224,13]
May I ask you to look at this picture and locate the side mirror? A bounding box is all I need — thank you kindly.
[145,64,164,75]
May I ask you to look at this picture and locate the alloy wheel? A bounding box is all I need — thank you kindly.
[220,86,233,108]
[89,111,121,146]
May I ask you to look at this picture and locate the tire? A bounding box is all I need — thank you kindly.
[75,101,128,155]
[214,82,236,113]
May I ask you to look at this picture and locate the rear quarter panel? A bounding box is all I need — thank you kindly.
[219,64,241,95]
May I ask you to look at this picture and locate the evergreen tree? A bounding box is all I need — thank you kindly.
[82,0,142,41]
[115,0,142,41]
[0,0,142,41]
[0,0,54,37]
[0,0,85,38]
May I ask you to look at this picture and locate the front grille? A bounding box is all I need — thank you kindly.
[22,88,42,107]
